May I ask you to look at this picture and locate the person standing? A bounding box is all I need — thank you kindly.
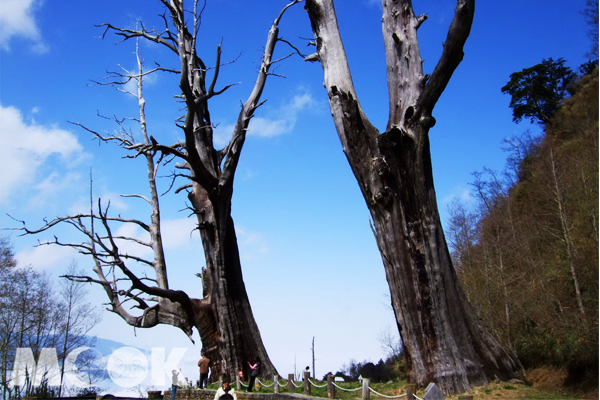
[171,369,181,400]
[246,358,260,392]
[198,352,211,389]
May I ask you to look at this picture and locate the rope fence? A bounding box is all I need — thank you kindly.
[307,378,328,389]
[256,379,275,388]
[368,387,407,398]
[290,379,304,388]
[232,372,436,400]
[332,382,362,392]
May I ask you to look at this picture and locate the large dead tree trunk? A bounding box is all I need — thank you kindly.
[188,185,275,378]
[97,0,303,378]
[305,0,517,394]
[169,0,301,373]
[15,0,302,381]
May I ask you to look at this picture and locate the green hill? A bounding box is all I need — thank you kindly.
[448,68,598,397]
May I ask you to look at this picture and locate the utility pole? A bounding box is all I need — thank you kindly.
[311,337,315,379]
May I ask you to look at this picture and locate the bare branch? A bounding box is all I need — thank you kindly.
[271,52,296,65]
[415,14,428,30]
[97,23,179,54]
[160,171,195,196]
[121,194,152,205]
[220,0,302,187]
[62,274,107,286]
[175,183,193,194]
[109,235,152,249]
[117,287,151,310]
[415,0,475,123]
[278,37,308,59]
[304,53,319,62]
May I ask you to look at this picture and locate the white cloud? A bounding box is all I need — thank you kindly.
[0,105,86,206]
[160,217,199,250]
[33,171,82,203]
[101,192,131,211]
[0,0,47,52]
[111,223,153,261]
[213,123,236,149]
[247,89,317,138]
[15,218,198,271]
[120,64,160,98]
[247,116,290,138]
[213,87,318,148]
[90,217,199,262]
[15,243,79,271]
[364,0,381,8]
[441,185,474,206]
[236,226,269,261]
[67,191,130,215]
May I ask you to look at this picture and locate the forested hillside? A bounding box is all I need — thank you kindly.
[447,68,598,388]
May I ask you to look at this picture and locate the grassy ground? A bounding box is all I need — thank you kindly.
[218,378,593,400]
[445,381,587,400]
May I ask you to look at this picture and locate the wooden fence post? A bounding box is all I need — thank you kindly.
[236,374,241,391]
[327,374,335,399]
[304,371,311,396]
[406,384,416,399]
[362,378,370,400]
[288,373,294,393]
[274,375,280,394]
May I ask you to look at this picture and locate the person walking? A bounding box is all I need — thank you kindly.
[198,352,211,389]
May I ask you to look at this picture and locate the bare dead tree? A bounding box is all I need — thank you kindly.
[57,262,101,397]
[545,148,585,317]
[304,0,517,394]
[13,0,302,380]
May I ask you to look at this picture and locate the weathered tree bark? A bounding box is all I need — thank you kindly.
[188,188,275,378]
[167,0,288,374]
[305,0,517,394]
[15,0,302,381]
[96,0,302,378]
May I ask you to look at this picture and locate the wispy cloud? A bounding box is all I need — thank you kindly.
[247,90,317,138]
[212,122,236,149]
[67,191,131,216]
[13,217,201,272]
[0,105,87,206]
[236,226,269,261]
[364,0,381,8]
[441,184,474,206]
[213,87,318,148]
[160,217,200,250]
[121,64,160,98]
[110,217,200,255]
[112,223,153,260]
[15,243,79,271]
[31,172,82,206]
[0,0,47,52]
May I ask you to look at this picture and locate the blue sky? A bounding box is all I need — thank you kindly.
[0,0,593,391]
